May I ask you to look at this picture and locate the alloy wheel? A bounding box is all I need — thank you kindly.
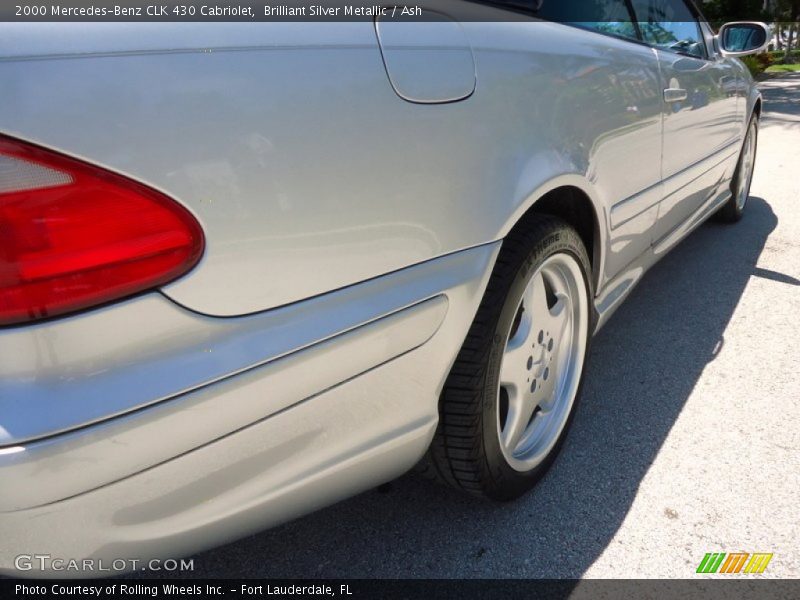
[736,120,758,211]
[496,253,589,472]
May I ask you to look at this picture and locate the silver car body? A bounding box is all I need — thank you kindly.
[0,8,761,575]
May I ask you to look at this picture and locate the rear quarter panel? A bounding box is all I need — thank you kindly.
[0,17,665,316]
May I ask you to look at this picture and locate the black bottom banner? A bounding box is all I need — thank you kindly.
[3,579,800,600]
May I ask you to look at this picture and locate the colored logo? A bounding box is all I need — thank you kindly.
[696,552,773,574]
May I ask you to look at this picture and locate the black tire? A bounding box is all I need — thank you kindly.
[717,115,759,223]
[419,214,594,501]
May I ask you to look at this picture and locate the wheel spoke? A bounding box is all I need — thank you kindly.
[525,270,551,330]
[536,365,558,413]
[502,388,538,452]
[549,292,570,343]
[499,343,526,389]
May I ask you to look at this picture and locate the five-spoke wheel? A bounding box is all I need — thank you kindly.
[719,115,759,223]
[497,253,589,472]
[422,215,593,499]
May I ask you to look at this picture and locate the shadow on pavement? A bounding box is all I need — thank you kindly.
[759,72,800,128]
[164,195,777,578]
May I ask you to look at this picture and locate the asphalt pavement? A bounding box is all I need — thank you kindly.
[159,73,800,579]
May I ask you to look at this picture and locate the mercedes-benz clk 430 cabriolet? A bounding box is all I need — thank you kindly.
[0,0,768,576]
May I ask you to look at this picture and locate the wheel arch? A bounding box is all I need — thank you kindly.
[500,177,607,296]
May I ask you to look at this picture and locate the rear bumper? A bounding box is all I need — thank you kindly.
[0,242,500,577]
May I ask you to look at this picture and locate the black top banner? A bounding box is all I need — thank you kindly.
[0,0,770,22]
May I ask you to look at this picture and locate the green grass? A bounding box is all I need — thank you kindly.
[766,63,800,73]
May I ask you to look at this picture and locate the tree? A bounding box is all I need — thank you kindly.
[786,1,799,63]
[699,0,772,25]
[770,0,800,62]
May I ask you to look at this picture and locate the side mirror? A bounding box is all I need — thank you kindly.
[718,22,770,57]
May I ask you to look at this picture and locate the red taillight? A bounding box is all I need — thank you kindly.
[0,135,204,326]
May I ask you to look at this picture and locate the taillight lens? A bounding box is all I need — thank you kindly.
[0,135,204,326]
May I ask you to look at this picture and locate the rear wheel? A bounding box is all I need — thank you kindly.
[421,215,593,500]
[717,115,758,223]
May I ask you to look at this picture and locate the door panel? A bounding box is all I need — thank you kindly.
[652,51,740,242]
[658,52,740,180]
[627,0,741,243]
[573,40,665,284]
